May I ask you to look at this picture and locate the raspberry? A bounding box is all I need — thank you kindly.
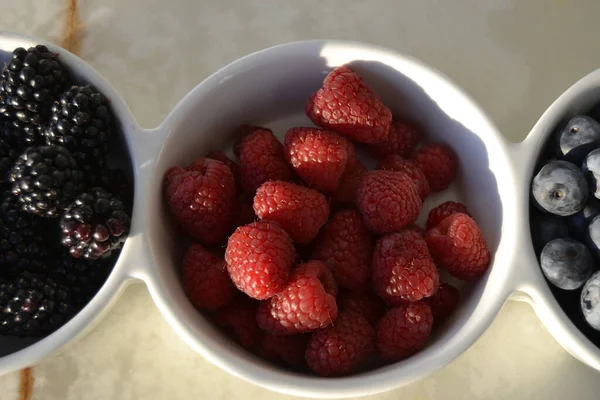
[262,334,309,367]
[312,209,374,291]
[366,120,421,159]
[338,290,386,325]
[305,311,375,376]
[182,244,235,310]
[411,143,458,192]
[233,124,267,157]
[372,230,439,304]
[305,66,392,144]
[256,261,338,335]
[164,157,235,245]
[377,155,430,200]
[426,283,460,326]
[284,127,351,192]
[225,220,295,299]
[239,129,293,195]
[356,170,422,235]
[206,150,241,191]
[253,181,329,244]
[425,213,491,281]
[426,201,471,230]
[215,298,262,349]
[376,302,433,361]
[331,160,366,204]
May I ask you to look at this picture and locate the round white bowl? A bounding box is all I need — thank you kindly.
[0,31,599,398]
[146,40,518,398]
[0,31,146,373]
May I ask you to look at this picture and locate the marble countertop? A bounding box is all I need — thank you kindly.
[1,0,600,398]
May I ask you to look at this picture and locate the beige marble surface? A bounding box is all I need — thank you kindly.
[1,0,600,398]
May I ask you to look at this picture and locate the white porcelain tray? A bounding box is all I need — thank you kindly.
[0,30,599,398]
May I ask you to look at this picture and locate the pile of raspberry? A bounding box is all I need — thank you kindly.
[163,65,491,377]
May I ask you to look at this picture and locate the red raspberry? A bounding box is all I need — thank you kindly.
[182,244,235,310]
[338,290,386,325]
[425,213,491,280]
[376,302,433,361]
[253,181,329,244]
[164,157,235,245]
[331,159,366,204]
[377,155,430,200]
[426,201,471,230]
[256,261,338,335]
[366,120,421,159]
[305,311,375,376]
[312,209,374,291]
[426,283,460,326]
[284,127,351,192]
[206,150,241,191]
[239,129,293,196]
[356,170,422,235]
[215,298,262,349]
[225,220,295,299]
[305,66,392,144]
[233,124,268,157]
[262,334,309,367]
[411,143,458,192]
[372,230,439,304]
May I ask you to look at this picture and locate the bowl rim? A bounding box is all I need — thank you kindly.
[143,38,521,398]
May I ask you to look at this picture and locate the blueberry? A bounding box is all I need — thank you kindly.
[532,160,588,216]
[581,271,600,331]
[568,198,600,241]
[556,115,600,164]
[583,148,600,200]
[540,238,595,290]
[531,214,569,253]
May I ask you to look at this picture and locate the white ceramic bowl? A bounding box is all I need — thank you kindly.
[1,30,600,398]
[146,41,518,398]
[0,31,147,373]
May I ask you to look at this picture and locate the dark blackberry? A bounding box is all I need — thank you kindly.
[0,191,54,276]
[50,253,111,306]
[0,139,21,186]
[61,187,130,260]
[9,145,85,217]
[0,272,75,337]
[0,110,44,147]
[44,85,111,172]
[0,46,68,130]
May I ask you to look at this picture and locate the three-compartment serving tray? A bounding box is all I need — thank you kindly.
[1,30,599,398]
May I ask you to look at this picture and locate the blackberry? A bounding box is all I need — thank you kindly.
[0,139,20,186]
[0,46,68,127]
[0,191,54,276]
[9,145,85,217]
[44,85,111,172]
[50,253,111,306]
[0,272,75,337]
[0,113,44,147]
[61,187,130,260]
